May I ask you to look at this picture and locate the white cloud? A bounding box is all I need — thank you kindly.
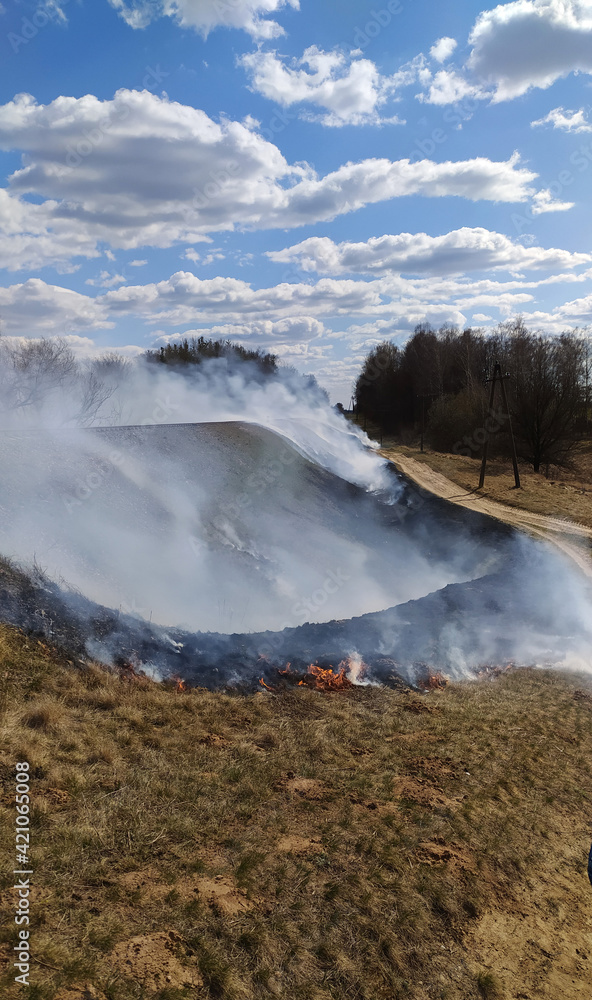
[271,152,537,221]
[85,271,128,288]
[129,258,148,266]
[531,188,575,214]
[0,91,538,270]
[430,36,458,62]
[0,279,111,336]
[2,263,590,359]
[240,45,405,126]
[531,105,592,132]
[467,0,592,101]
[108,0,299,37]
[101,271,388,326]
[182,248,226,266]
[98,268,586,331]
[153,316,326,348]
[417,68,487,106]
[267,228,591,277]
[0,188,101,272]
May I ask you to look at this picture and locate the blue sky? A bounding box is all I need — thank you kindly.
[1,0,592,402]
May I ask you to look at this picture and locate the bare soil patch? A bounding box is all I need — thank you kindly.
[110,931,202,992]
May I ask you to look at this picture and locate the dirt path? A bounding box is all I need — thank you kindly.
[381,450,592,580]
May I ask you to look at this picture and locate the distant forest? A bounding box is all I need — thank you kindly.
[145,336,278,374]
[354,320,592,473]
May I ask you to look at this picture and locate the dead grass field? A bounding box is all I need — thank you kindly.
[1,626,592,999]
[380,440,592,529]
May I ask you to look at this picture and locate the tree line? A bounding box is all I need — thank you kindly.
[145,336,277,374]
[0,335,311,426]
[354,320,592,472]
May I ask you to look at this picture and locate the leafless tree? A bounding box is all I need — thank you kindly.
[0,338,114,425]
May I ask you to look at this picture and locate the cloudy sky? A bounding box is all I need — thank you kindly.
[2,0,592,401]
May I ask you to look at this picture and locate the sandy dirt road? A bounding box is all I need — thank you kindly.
[382,450,592,580]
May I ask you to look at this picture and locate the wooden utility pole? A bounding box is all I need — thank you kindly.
[479,362,521,490]
[420,396,425,453]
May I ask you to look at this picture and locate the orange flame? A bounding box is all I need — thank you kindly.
[417,672,448,691]
[300,663,353,691]
[259,678,275,692]
[174,676,187,693]
[270,656,369,693]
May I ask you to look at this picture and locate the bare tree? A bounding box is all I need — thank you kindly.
[0,338,114,425]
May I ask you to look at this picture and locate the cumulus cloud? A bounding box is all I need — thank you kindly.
[531,105,592,132]
[1,263,589,356]
[0,189,101,272]
[531,188,575,214]
[511,290,592,332]
[429,36,458,62]
[467,0,592,101]
[85,271,127,288]
[0,91,538,270]
[267,228,591,277]
[0,279,111,336]
[240,45,404,126]
[270,152,537,220]
[153,315,327,348]
[99,268,584,330]
[108,0,299,38]
[182,248,226,266]
[417,68,487,106]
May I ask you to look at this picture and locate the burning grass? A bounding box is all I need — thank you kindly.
[264,658,365,692]
[1,625,592,999]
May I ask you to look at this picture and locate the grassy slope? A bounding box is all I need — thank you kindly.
[1,627,592,1000]
[379,440,592,529]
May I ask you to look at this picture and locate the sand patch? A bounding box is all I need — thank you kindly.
[417,839,475,872]
[193,875,254,916]
[285,776,326,800]
[118,866,173,903]
[53,988,106,1000]
[391,777,455,810]
[276,835,323,854]
[110,931,201,992]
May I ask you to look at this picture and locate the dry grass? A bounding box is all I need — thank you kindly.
[1,626,592,999]
[381,440,592,528]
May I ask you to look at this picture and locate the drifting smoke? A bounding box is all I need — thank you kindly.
[0,339,590,682]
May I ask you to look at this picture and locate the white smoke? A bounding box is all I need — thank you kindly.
[0,342,589,678]
[99,358,393,493]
